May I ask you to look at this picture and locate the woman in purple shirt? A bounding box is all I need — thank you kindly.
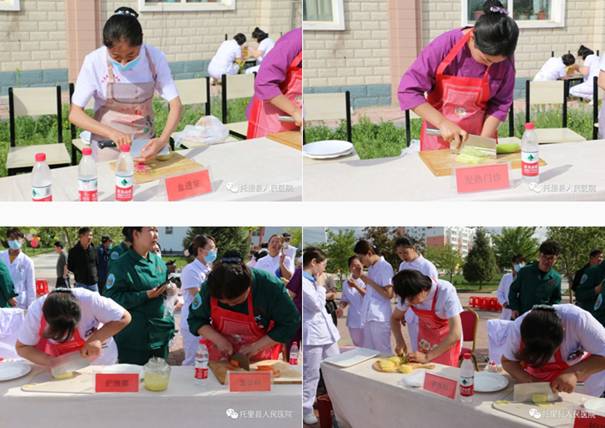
[247,27,302,139]
[399,0,519,151]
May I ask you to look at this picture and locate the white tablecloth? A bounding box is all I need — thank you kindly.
[0,137,301,201]
[320,359,592,428]
[304,140,605,201]
[0,365,301,428]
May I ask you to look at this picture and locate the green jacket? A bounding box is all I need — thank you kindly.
[188,268,300,344]
[575,262,605,312]
[508,262,562,315]
[104,249,174,355]
[0,261,16,308]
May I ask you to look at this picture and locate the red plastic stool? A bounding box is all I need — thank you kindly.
[469,296,477,308]
[36,279,49,296]
[316,394,333,428]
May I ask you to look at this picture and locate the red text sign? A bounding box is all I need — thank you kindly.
[423,372,458,400]
[95,373,140,393]
[165,169,212,201]
[228,371,272,393]
[455,163,510,193]
[573,410,605,428]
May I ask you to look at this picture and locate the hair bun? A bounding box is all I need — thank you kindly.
[114,6,139,19]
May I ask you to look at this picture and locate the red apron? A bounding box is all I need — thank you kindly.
[207,291,282,362]
[35,317,85,357]
[520,345,589,382]
[420,30,492,151]
[411,285,461,366]
[246,51,302,139]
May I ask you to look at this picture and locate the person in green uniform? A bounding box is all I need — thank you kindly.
[574,260,605,313]
[103,227,174,365]
[591,281,605,326]
[108,228,132,269]
[0,261,17,308]
[187,250,300,361]
[508,240,562,319]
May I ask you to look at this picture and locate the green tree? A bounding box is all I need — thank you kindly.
[285,227,302,248]
[463,228,498,289]
[362,227,398,268]
[493,227,539,270]
[546,227,605,297]
[318,229,357,281]
[183,227,249,261]
[425,245,463,283]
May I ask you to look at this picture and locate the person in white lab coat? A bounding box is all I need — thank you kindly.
[570,46,601,101]
[0,228,36,310]
[338,255,366,346]
[254,234,294,280]
[395,236,438,353]
[208,33,247,81]
[245,27,276,75]
[15,288,131,367]
[501,304,605,397]
[303,247,340,426]
[496,255,526,320]
[487,318,514,367]
[180,234,216,366]
[533,53,577,81]
[354,240,394,355]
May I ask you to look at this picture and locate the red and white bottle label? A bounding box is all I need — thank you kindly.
[289,356,298,365]
[115,175,133,201]
[79,178,98,202]
[195,367,208,380]
[32,185,52,202]
[460,376,474,397]
[521,151,539,177]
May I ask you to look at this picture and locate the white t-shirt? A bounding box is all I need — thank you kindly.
[396,279,463,320]
[398,255,438,279]
[284,244,297,265]
[254,254,294,278]
[360,257,394,325]
[533,57,567,81]
[302,275,340,346]
[17,288,126,365]
[208,40,242,77]
[585,54,600,81]
[0,251,35,310]
[180,258,210,332]
[72,44,179,111]
[341,277,366,329]
[0,308,25,359]
[256,38,276,64]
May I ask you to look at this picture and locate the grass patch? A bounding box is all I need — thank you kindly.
[0,97,250,177]
[305,105,597,160]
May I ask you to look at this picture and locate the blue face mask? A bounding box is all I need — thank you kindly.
[8,240,21,250]
[205,250,217,264]
[111,55,141,73]
[513,263,525,273]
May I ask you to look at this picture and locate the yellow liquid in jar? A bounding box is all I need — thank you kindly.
[144,372,169,391]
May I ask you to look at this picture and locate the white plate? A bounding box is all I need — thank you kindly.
[474,371,509,393]
[398,370,426,388]
[303,140,353,159]
[323,348,379,368]
[0,361,32,382]
[584,398,605,415]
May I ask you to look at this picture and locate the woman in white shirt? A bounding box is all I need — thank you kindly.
[0,228,36,310]
[533,53,577,81]
[208,33,247,81]
[253,235,294,280]
[245,28,275,75]
[180,234,216,366]
[338,256,366,346]
[570,45,600,101]
[15,288,131,367]
[69,7,182,162]
[354,240,394,355]
[501,304,605,396]
[391,270,463,367]
[496,255,525,320]
[302,247,340,426]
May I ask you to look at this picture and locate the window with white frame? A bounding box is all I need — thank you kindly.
[139,0,235,12]
[0,0,20,11]
[462,0,565,29]
[303,0,345,31]
[165,227,174,235]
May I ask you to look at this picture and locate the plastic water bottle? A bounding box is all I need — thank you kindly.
[115,144,134,202]
[194,338,209,383]
[521,122,539,184]
[32,153,52,202]
[459,353,475,404]
[78,147,97,201]
[289,342,299,366]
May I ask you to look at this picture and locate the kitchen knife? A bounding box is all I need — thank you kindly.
[230,353,251,371]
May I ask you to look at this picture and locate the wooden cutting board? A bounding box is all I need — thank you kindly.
[209,360,302,385]
[267,131,302,151]
[110,152,205,184]
[21,369,95,394]
[419,149,547,177]
[492,400,578,427]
